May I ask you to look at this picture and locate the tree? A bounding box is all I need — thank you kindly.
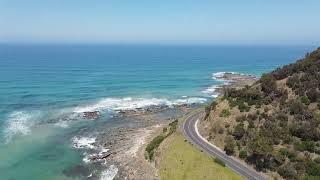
[224,136,236,155]
[233,123,245,140]
[289,100,304,115]
[239,150,247,159]
[306,88,319,103]
[260,73,277,94]
[277,164,297,179]
[247,135,273,171]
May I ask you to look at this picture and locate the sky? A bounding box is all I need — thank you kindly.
[1,0,320,45]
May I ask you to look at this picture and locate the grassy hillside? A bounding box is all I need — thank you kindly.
[159,134,243,180]
[202,48,320,179]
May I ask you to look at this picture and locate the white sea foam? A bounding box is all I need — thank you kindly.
[82,147,110,163]
[211,94,219,98]
[202,85,220,98]
[82,153,91,163]
[4,111,39,143]
[202,85,218,94]
[54,121,69,128]
[100,165,118,180]
[72,136,96,149]
[73,97,207,114]
[173,97,207,105]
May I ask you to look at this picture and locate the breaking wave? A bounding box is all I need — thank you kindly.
[4,111,41,143]
[203,71,251,98]
[72,136,97,149]
[73,97,207,114]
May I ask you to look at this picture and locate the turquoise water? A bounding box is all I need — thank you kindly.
[0,44,313,179]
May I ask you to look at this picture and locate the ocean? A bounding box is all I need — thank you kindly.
[0,44,313,180]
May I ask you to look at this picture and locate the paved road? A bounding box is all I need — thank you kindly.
[182,111,268,180]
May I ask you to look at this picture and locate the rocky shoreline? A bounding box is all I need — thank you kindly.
[96,72,257,179]
[64,104,196,180]
[63,72,257,180]
[209,72,258,97]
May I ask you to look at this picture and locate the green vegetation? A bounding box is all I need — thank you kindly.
[214,158,226,167]
[145,119,178,160]
[206,48,320,179]
[239,150,247,159]
[224,136,236,155]
[145,134,165,160]
[220,109,231,117]
[160,135,243,180]
[205,101,217,119]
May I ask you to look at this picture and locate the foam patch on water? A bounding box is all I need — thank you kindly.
[100,165,118,180]
[82,148,110,163]
[54,121,69,128]
[73,97,207,114]
[72,136,96,149]
[4,111,40,143]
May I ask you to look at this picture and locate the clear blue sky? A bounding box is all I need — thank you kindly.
[1,0,320,45]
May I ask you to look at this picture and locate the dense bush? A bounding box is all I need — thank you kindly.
[277,164,297,179]
[207,48,320,179]
[233,123,245,140]
[146,120,178,160]
[239,150,247,159]
[224,136,236,155]
[294,141,315,153]
[289,100,305,115]
[145,134,165,160]
[260,73,277,94]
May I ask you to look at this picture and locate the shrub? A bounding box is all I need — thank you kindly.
[301,96,310,105]
[314,157,320,164]
[260,73,277,94]
[167,119,178,135]
[218,127,224,134]
[220,109,231,117]
[238,102,250,112]
[294,141,315,153]
[289,100,304,115]
[306,88,319,103]
[279,148,289,157]
[145,134,165,160]
[163,127,167,133]
[306,160,320,176]
[214,158,225,167]
[204,105,211,120]
[224,136,236,155]
[233,123,245,140]
[277,164,297,179]
[239,150,247,159]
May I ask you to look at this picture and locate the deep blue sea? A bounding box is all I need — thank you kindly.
[0,44,314,179]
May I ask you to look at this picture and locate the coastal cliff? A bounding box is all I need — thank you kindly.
[199,48,320,179]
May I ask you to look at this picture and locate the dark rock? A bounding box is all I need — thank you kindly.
[83,111,100,119]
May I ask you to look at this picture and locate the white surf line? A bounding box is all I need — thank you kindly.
[194,119,226,153]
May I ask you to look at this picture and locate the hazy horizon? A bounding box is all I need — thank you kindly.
[1,0,320,45]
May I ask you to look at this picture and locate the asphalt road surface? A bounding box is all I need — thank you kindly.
[182,111,268,180]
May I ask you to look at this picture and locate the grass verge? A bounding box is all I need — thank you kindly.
[145,119,178,160]
[159,134,244,180]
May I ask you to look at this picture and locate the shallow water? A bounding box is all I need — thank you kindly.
[0,44,314,179]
